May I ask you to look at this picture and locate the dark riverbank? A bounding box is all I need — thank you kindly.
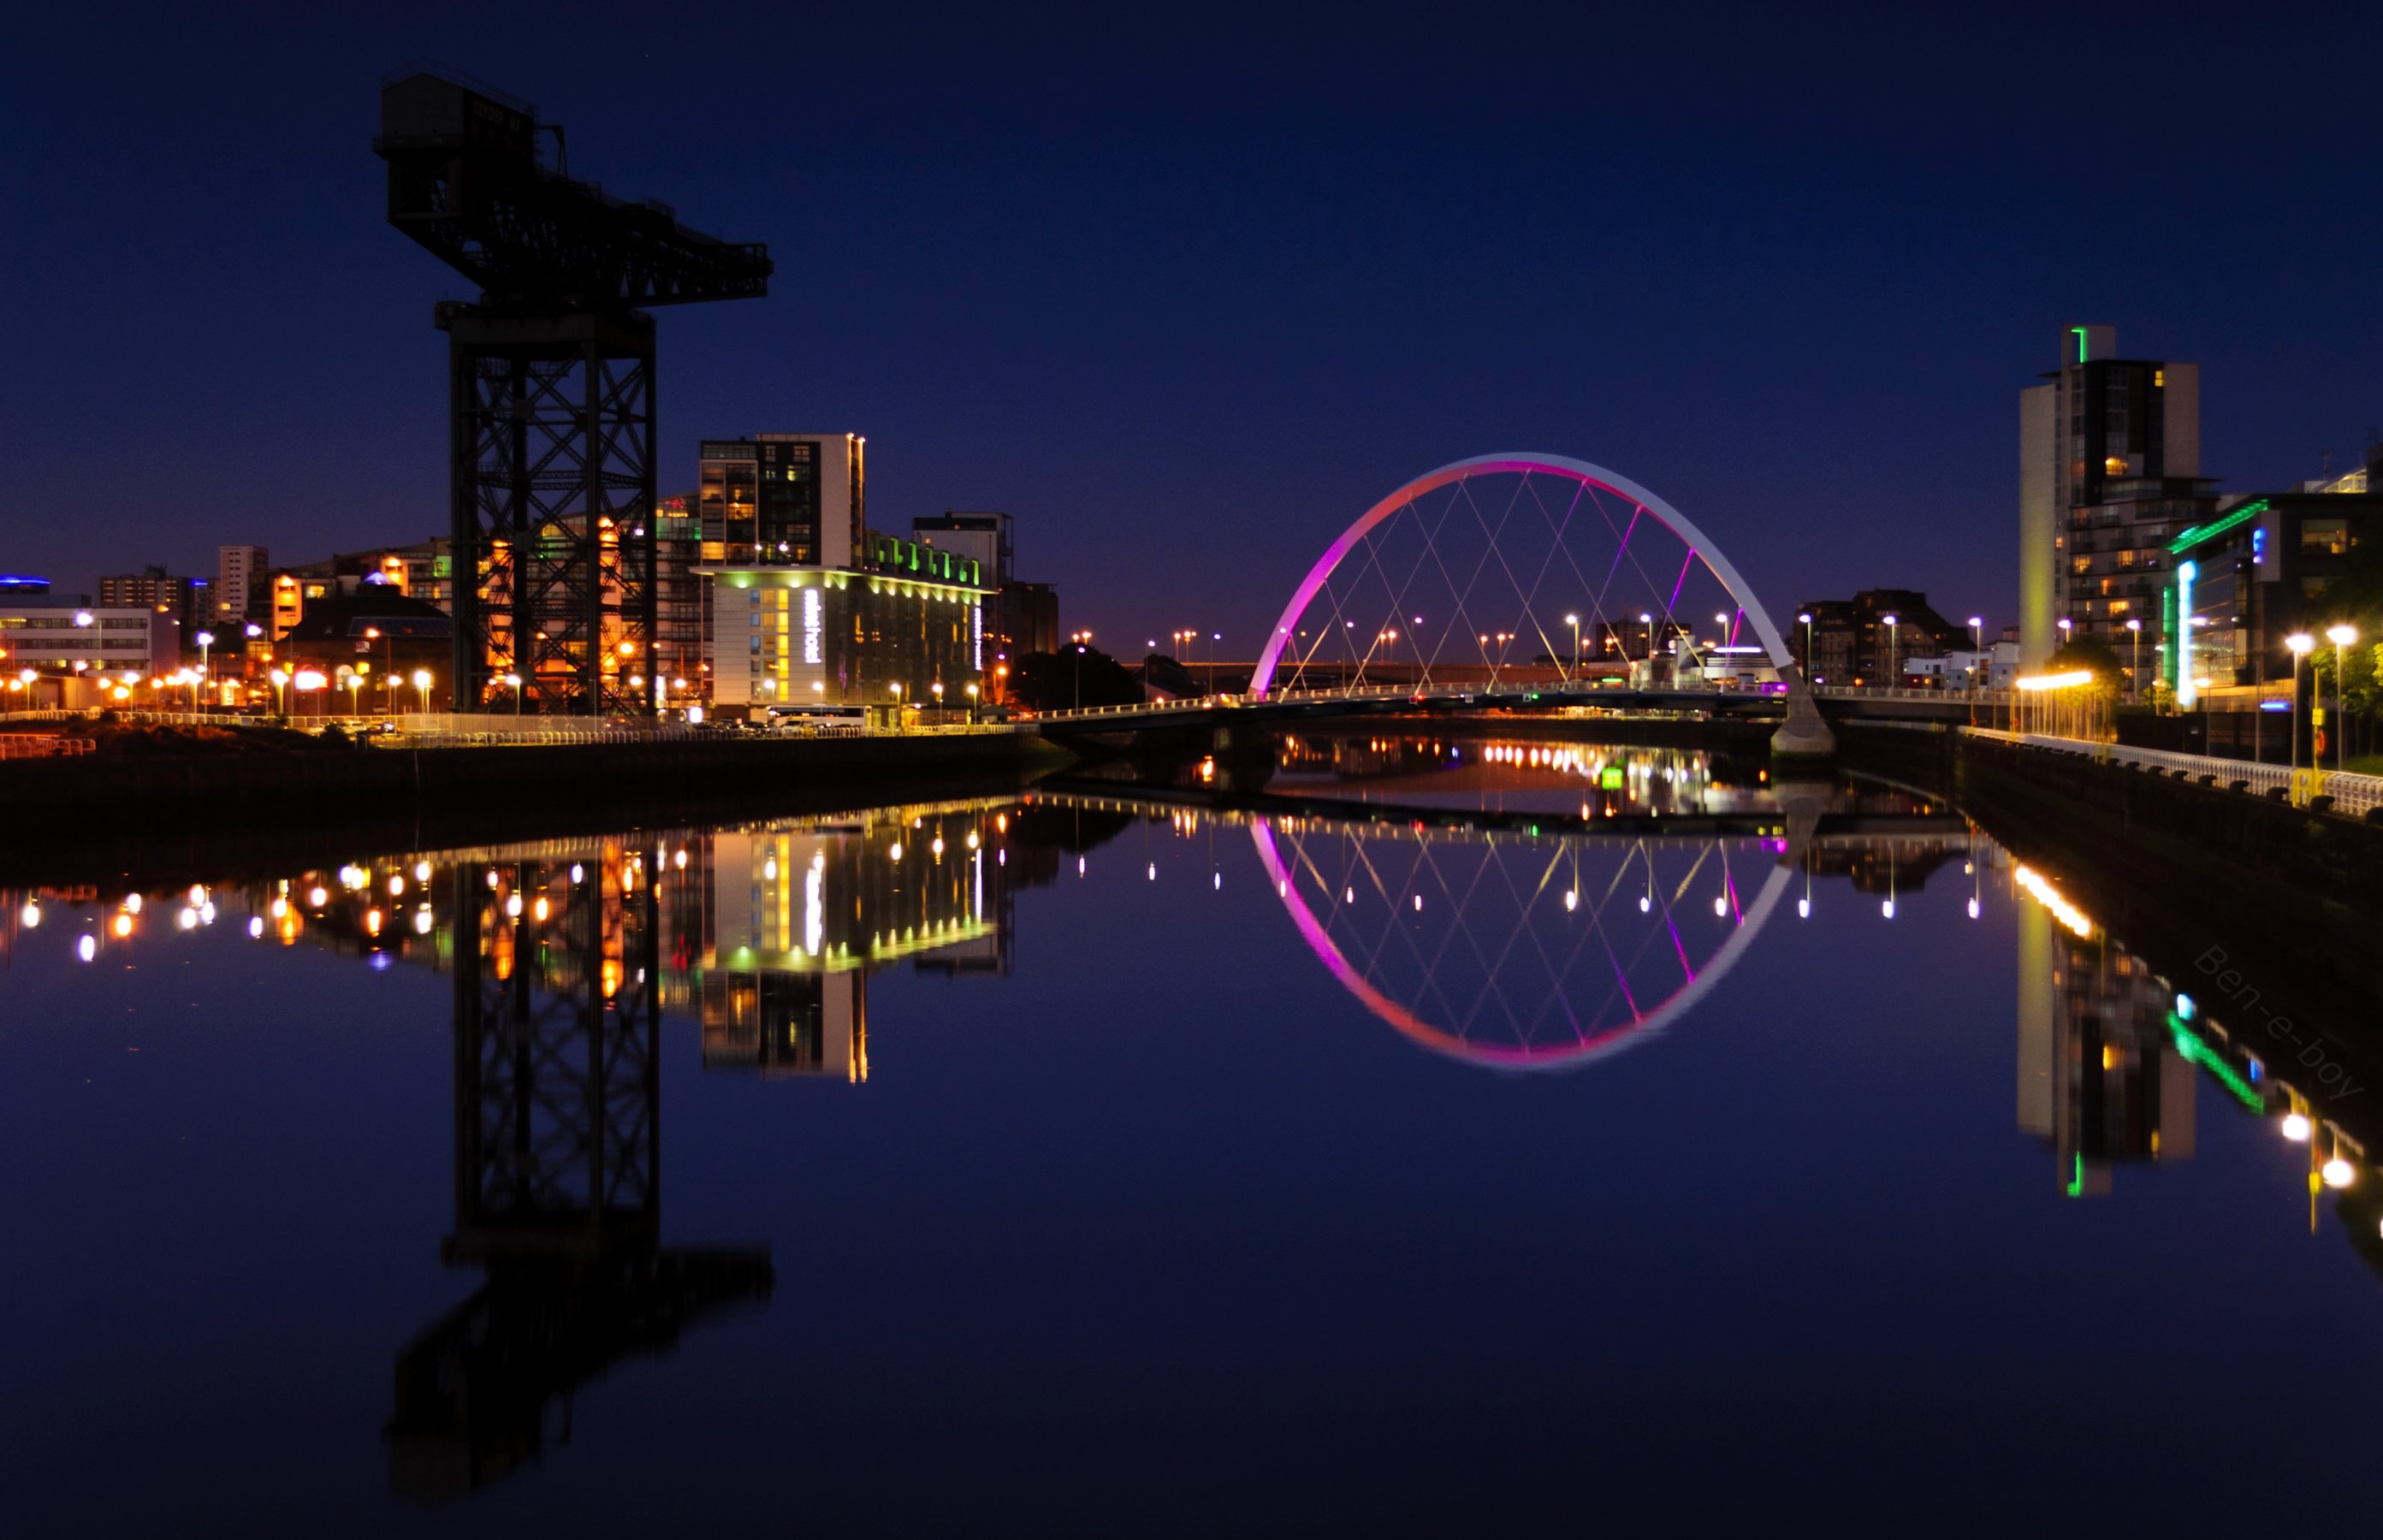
[1841,723,2383,1100]
[0,731,1073,889]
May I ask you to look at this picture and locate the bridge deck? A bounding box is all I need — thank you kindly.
[1029,684,2002,737]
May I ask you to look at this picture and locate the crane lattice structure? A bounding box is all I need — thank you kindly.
[376,66,772,715]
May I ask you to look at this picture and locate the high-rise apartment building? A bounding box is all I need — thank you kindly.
[216,545,270,625]
[697,434,864,567]
[97,566,210,651]
[2019,327,2210,664]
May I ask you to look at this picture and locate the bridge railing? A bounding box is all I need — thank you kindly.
[1967,726,2383,817]
[1028,679,1814,723]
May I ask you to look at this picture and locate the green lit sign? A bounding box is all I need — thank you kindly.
[1598,766,1625,790]
[2169,499,2268,556]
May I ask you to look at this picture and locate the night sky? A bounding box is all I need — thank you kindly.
[11,3,2383,652]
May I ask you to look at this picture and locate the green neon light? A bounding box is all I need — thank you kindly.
[2175,561,2196,706]
[2167,1013,2265,1114]
[2066,1152,2084,1198]
[2072,326,2090,364]
[2169,500,2268,556]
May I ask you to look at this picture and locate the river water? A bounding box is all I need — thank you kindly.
[3,730,2379,1536]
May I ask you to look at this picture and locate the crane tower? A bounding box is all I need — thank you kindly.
[376,67,772,715]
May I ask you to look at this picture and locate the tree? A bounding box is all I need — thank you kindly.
[2047,633,2125,684]
[1008,645,1143,711]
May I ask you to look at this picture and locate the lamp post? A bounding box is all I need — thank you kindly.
[412,668,433,714]
[2123,618,2143,702]
[1796,612,1813,681]
[1564,613,1580,684]
[269,667,289,718]
[504,672,524,716]
[2327,623,2358,775]
[1638,613,1654,666]
[2286,631,2314,783]
[1068,631,1092,710]
[1882,613,1900,689]
[965,681,980,724]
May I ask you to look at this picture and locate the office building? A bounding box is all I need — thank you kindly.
[697,434,864,567]
[913,511,1061,668]
[707,527,988,712]
[2163,459,2383,705]
[2019,326,2211,664]
[216,545,270,625]
[0,598,178,680]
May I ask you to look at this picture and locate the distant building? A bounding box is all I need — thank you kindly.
[278,585,455,712]
[652,494,709,705]
[216,545,270,625]
[1790,590,1966,687]
[0,596,178,683]
[1902,641,2019,689]
[2019,326,2209,665]
[912,511,1062,670]
[98,566,211,655]
[697,434,864,568]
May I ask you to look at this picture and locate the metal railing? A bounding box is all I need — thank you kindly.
[1966,727,2383,817]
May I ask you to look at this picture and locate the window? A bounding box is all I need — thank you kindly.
[2072,556,2091,575]
[2302,518,2350,556]
[2116,548,2136,568]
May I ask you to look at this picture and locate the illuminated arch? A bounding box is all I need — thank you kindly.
[1249,453,1789,698]
[1249,820,1792,1073]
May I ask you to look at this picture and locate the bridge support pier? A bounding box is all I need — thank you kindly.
[1770,666,1837,766]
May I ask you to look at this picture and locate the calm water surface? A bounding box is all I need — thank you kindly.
[3,732,2380,1536]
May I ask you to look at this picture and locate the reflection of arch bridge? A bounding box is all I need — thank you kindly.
[1033,453,1978,739]
[1043,785,1971,1074]
[1252,808,1973,1073]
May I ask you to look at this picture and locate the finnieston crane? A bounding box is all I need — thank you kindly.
[376,66,772,715]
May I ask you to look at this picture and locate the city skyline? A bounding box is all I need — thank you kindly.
[15,7,2383,652]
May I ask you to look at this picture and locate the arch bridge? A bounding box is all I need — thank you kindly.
[1035,453,1980,743]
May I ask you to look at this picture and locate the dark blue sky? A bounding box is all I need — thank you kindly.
[11,3,2383,651]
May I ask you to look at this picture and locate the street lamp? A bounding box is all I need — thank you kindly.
[1882,613,1900,687]
[269,667,289,717]
[195,630,214,681]
[1563,613,1580,684]
[504,672,524,715]
[2125,618,2143,702]
[965,681,980,723]
[1796,612,1814,679]
[2287,631,2315,781]
[2327,623,2358,776]
[412,668,433,714]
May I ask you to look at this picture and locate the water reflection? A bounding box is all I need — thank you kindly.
[14,757,2383,1512]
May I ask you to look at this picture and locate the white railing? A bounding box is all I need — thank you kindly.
[1965,727,2383,817]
